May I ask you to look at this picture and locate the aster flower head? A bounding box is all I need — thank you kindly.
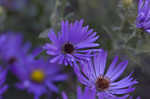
[0,67,8,99]
[0,33,31,66]
[43,20,100,66]
[14,57,67,99]
[62,86,96,99]
[136,0,150,33]
[75,50,138,99]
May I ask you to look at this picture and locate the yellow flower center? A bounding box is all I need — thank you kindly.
[31,69,45,83]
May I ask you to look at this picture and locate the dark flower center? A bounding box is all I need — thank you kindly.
[63,43,74,54]
[96,76,110,91]
[8,57,17,64]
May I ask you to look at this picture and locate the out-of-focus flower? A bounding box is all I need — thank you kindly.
[43,20,100,66]
[0,67,8,99]
[136,0,150,34]
[0,6,4,16]
[75,50,138,99]
[62,86,96,99]
[0,0,28,11]
[14,58,67,99]
[122,0,133,7]
[0,33,31,66]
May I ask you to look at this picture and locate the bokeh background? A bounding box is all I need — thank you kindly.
[0,0,150,99]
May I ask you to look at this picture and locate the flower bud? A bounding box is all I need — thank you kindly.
[122,0,133,7]
[0,6,4,16]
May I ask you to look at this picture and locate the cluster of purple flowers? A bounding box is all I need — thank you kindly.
[43,20,139,99]
[0,20,139,99]
[0,21,141,99]
[0,33,67,99]
[0,0,149,98]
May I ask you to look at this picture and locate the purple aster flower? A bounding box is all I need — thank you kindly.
[62,86,96,99]
[14,57,67,99]
[0,67,8,99]
[0,33,31,66]
[136,0,150,33]
[0,0,28,11]
[74,50,138,99]
[43,20,100,66]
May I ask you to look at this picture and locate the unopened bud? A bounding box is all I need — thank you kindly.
[122,0,133,7]
[0,6,4,16]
